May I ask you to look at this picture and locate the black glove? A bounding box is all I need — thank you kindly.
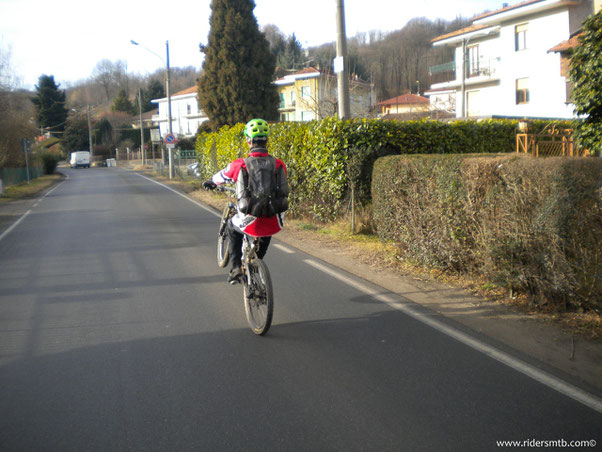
[203,181,217,190]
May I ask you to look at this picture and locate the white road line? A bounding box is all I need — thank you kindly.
[303,258,602,414]
[43,178,67,197]
[0,210,32,243]
[132,171,602,413]
[135,173,220,217]
[273,243,295,254]
[0,177,68,243]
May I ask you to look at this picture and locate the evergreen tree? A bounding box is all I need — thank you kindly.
[112,89,135,114]
[94,118,114,146]
[198,0,279,130]
[570,10,602,155]
[143,78,165,112]
[278,33,304,70]
[31,74,68,136]
[62,115,90,152]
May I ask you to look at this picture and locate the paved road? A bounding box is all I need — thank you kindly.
[1,167,600,451]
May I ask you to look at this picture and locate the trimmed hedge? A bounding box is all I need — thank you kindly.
[372,154,602,311]
[195,117,574,221]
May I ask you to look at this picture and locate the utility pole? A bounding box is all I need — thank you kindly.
[138,88,145,165]
[87,105,93,161]
[335,0,350,120]
[166,40,174,179]
[461,38,467,118]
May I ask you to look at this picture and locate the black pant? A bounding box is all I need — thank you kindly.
[227,221,271,268]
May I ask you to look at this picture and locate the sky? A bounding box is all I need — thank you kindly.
[0,0,506,90]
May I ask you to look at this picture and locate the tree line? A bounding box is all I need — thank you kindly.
[5,0,598,167]
[266,16,470,101]
[0,0,475,166]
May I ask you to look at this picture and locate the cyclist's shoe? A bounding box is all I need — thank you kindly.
[228,266,242,285]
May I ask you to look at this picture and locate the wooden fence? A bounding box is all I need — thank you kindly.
[516,125,588,157]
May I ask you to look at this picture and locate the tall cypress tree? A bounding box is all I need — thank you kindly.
[199,0,279,130]
[31,75,68,136]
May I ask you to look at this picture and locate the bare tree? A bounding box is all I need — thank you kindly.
[92,59,129,102]
[0,43,36,168]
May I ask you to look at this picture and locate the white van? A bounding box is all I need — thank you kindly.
[70,151,90,168]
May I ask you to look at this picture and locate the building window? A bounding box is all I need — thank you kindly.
[301,86,311,98]
[516,78,530,104]
[301,111,314,121]
[515,23,527,51]
[279,93,285,109]
[467,45,480,77]
[187,104,192,115]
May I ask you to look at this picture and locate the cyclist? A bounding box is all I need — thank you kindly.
[203,118,288,284]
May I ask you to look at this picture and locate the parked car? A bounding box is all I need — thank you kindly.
[187,162,202,179]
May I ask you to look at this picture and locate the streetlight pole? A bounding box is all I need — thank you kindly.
[131,39,174,177]
[165,40,173,136]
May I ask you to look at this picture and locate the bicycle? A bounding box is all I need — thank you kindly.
[216,186,274,336]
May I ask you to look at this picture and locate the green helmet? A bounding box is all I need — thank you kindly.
[244,118,270,140]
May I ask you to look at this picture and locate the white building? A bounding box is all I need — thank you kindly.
[427,0,597,119]
[152,86,208,138]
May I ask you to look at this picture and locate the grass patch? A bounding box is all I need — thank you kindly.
[296,222,319,231]
[0,174,64,201]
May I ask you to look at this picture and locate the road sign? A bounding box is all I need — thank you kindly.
[22,138,31,153]
[166,143,176,150]
[150,129,161,143]
[164,133,177,145]
[333,56,344,74]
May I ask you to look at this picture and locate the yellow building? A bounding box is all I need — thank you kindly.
[274,67,375,121]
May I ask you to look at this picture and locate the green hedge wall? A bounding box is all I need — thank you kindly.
[195,117,573,221]
[372,154,602,311]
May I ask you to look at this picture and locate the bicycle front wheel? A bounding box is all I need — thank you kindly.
[217,234,230,268]
[217,205,231,268]
[243,259,274,336]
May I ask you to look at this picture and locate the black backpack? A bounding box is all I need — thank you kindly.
[236,154,289,217]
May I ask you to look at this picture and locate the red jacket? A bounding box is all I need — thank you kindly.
[212,149,287,237]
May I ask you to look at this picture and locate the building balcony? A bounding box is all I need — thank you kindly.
[429,57,501,90]
[278,100,296,112]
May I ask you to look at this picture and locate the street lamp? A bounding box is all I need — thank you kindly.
[131,39,174,176]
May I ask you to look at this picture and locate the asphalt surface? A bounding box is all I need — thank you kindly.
[0,167,600,451]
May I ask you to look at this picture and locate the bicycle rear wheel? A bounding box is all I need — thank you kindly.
[243,259,274,336]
